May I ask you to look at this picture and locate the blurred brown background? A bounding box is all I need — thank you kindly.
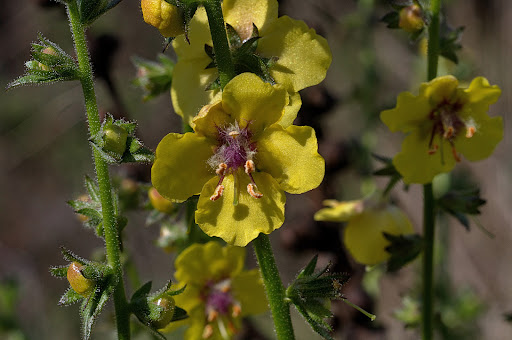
[0,0,510,339]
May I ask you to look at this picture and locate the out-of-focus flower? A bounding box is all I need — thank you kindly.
[162,242,268,339]
[315,200,414,265]
[381,76,502,184]
[398,4,424,33]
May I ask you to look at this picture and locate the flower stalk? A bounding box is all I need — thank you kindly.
[66,3,130,339]
[253,233,295,340]
[202,0,236,89]
[423,0,441,339]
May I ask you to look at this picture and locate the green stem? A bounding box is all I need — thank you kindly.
[253,234,295,340]
[422,1,441,339]
[67,4,130,339]
[203,0,236,88]
[422,183,435,340]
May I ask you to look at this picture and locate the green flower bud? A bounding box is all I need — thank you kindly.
[37,47,58,71]
[150,297,176,329]
[148,187,174,214]
[399,5,424,33]
[67,262,95,297]
[103,124,128,155]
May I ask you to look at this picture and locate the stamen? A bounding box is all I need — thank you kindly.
[202,324,213,339]
[217,318,229,340]
[247,183,263,199]
[232,304,241,318]
[451,146,461,162]
[216,163,228,176]
[227,320,238,334]
[466,126,476,138]
[207,309,218,322]
[443,126,454,139]
[428,144,439,155]
[244,159,255,174]
[229,130,239,138]
[210,185,224,201]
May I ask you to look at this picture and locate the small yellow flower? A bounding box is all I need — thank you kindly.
[170,0,332,125]
[381,76,503,184]
[141,0,185,37]
[152,73,324,246]
[161,242,268,339]
[315,200,414,265]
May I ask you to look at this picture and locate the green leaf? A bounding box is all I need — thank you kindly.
[437,189,485,230]
[59,287,84,306]
[78,0,123,26]
[293,302,334,340]
[80,278,115,340]
[383,233,423,272]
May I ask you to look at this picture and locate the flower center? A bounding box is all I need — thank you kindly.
[201,279,242,339]
[207,122,263,203]
[427,100,476,162]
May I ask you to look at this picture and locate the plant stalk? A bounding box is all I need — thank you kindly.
[423,0,441,339]
[253,234,295,340]
[67,4,130,339]
[203,0,236,89]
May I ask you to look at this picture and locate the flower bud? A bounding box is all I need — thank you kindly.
[37,47,58,71]
[141,0,185,38]
[67,262,95,297]
[103,124,128,156]
[399,5,424,33]
[150,297,176,329]
[148,187,174,214]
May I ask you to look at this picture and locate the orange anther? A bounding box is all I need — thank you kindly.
[202,324,213,339]
[232,304,242,318]
[466,126,476,138]
[210,185,224,201]
[428,144,439,155]
[247,183,263,199]
[244,160,255,174]
[207,309,218,322]
[216,163,228,176]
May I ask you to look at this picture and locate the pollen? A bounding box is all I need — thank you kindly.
[247,183,263,199]
[202,324,213,339]
[216,163,228,176]
[466,126,476,138]
[244,160,255,174]
[210,184,224,201]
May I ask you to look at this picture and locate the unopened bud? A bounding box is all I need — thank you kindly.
[67,262,95,297]
[148,187,174,214]
[103,124,128,156]
[141,0,185,38]
[399,5,424,33]
[150,297,176,329]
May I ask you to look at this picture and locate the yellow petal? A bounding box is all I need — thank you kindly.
[258,16,332,91]
[221,73,287,136]
[170,59,221,126]
[463,77,502,119]
[232,269,268,316]
[393,129,455,184]
[224,0,278,41]
[172,7,210,60]
[455,116,503,161]
[420,75,458,104]
[195,172,286,247]
[380,91,430,133]
[257,125,324,194]
[151,133,214,202]
[192,101,233,139]
[344,206,413,265]
[314,200,364,222]
[279,91,302,128]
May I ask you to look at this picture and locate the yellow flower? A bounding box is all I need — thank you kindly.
[170,0,332,125]
[381,76,503,184]
[141,0,185,37]
[162,242,268,339]
[152,73,324,246]
[315,200,414,265]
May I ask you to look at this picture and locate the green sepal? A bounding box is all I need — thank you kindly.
[437,189,485,230]
[77,0,122,26]
[439,22,464,64]
[90,114,154,164]
[287,256,350,339]
[7,34,80,89]
[59,287,84,306]
[50,265,69,278]
[61,247,91,265]
[383,232,423,272]
[372,154,408,194]
[132,54,175,101]
[80,274,116,340]
[381,11,400,29]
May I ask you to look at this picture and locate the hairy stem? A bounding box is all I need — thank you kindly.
[203,0,236,88]
[67,4,130,339]
[423,0,441,339]
[253,234,295,340]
